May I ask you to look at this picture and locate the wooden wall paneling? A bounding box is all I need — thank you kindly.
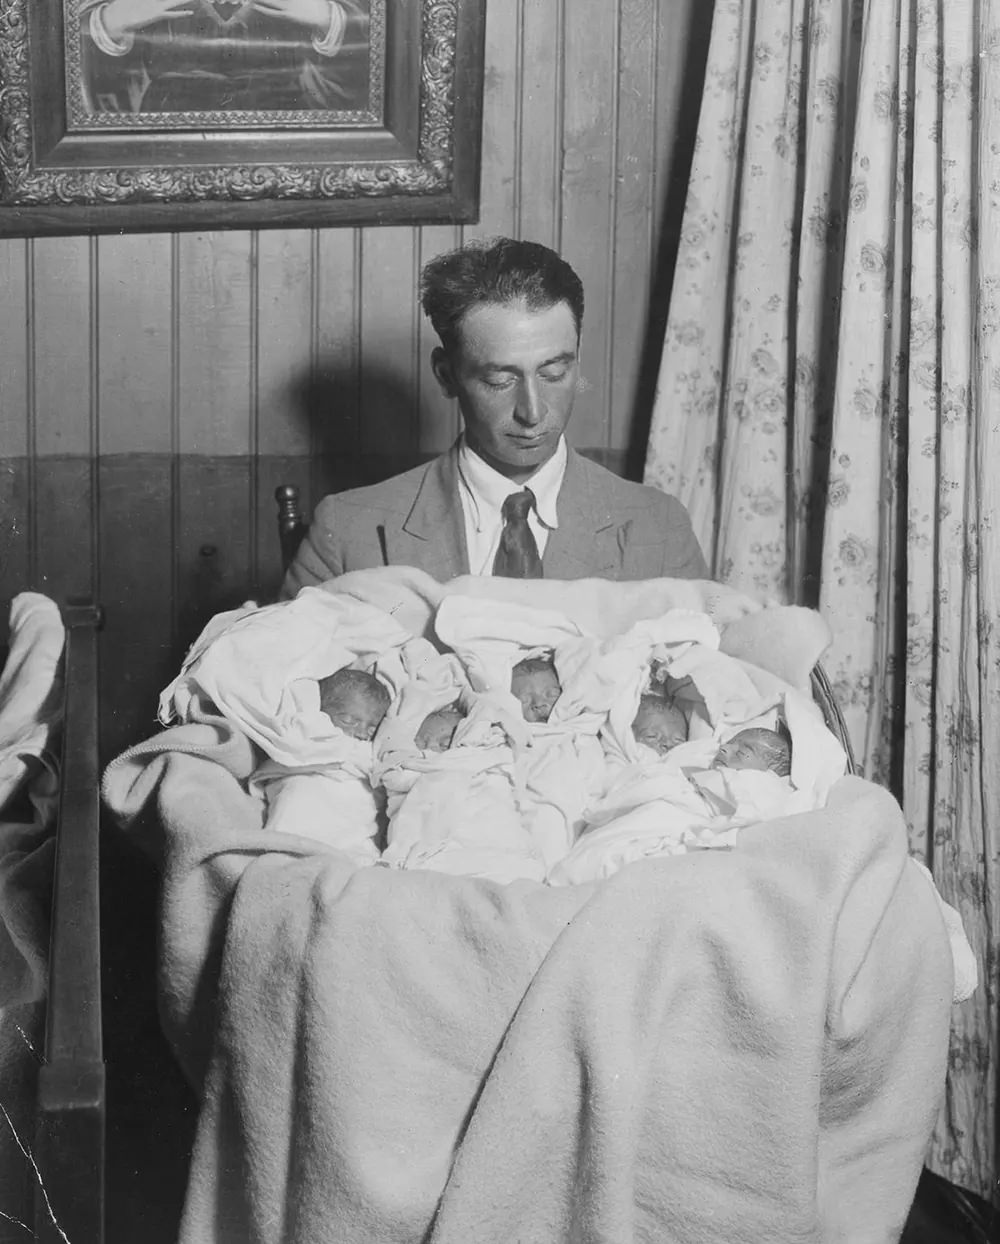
[313,228,362,499]
[560,0,620,453]
[253,229,315,459]
[97,234,175,454]
[252,229,314,592]
[176,232,254,456]
[609,0,659,470]
[417,225,461,456]
[0,241,30,614]
[32,238,93,458]
[34,460,95,605]
[175,457,253,651]
[357,228,420,464]
[517,0,563,248]
[0,462,30,621]
[29,238,97,602]
[97,456,175,762]
[463,0,520,240]
[0,240,28,460]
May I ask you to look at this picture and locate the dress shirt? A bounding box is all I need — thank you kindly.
[456,435,567,574]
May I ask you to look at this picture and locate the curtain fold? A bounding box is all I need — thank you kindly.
[645,0,997,1202]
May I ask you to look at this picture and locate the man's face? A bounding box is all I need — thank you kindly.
[432,299,580,483]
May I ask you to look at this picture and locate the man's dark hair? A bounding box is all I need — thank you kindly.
[420,237,584,351]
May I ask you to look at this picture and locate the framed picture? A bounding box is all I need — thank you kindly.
[0,0,485,236]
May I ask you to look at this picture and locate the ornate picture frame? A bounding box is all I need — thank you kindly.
[0,0,484,236]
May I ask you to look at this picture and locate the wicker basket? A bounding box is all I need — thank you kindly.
[810,664,857,776]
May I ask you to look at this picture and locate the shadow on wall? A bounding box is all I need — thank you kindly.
[627,0,714,481]
[292,360,440,497]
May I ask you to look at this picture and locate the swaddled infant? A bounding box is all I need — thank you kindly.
[505,651,614,871]
[413,704,464,752]
[630,694,688,757]
[317,668,391,741]
[686,722,797,828]
[510,656,562,724]
[378,696,546,883]
[714,726,791,776]
[253,666,392,862]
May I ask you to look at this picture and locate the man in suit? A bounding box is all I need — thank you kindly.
[282,237,709,597]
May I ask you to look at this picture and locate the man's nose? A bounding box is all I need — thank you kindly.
[514,378,545,426]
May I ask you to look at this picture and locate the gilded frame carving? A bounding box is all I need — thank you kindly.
[0,0,484,236]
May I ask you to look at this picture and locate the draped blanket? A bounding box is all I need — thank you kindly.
[104,709,955,1243]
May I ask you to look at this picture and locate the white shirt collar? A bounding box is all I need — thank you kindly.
[456,434,566,532]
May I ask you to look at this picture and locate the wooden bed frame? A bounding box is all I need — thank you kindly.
[273,484,859,774]
[34,601,104,1244]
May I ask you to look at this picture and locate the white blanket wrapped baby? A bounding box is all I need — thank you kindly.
[374,647,547,883]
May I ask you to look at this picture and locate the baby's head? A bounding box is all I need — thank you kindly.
[317,668,391,742]
[414,705,465,752]
[631,695,688,755]
[510,655,562,724]
[714,726,792,777]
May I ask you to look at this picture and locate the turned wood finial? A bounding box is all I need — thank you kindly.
[275,483,309,572]
[275,484,302,532]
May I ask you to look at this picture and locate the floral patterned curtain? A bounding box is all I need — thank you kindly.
[644,0,998,1203]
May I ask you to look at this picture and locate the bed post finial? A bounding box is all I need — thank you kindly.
[275,484,308,572]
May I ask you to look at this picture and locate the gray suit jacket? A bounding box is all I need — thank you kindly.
[281,443,709,596]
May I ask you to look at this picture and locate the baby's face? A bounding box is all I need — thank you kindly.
[510,666,562,723]
[631,700,687,755]
[321,690,385,741]
[714,728,789,774]
[415,708,463,752]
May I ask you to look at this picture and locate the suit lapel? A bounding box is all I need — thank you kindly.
[383,445,468,580]
[542,449,623,579]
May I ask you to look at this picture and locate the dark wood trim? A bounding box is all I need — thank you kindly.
[35,601,105,1244]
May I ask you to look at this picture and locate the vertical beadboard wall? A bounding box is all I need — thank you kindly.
[0,0,710,758]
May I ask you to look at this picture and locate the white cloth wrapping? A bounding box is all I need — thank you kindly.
[374,651,544,883]
[554,629,850,886]
[0,592,64,820]
[248,749,383,866]
[378,739,545,883]
[158,586,414,768]
[435,595,684,871]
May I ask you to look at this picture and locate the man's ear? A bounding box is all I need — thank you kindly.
[431,346,457,398]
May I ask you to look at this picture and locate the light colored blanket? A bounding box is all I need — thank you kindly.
[103,710,955,1244]
[0,592,65,1010]
[0,593,66,1239]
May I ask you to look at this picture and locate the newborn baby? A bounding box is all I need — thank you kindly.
[379,696,545,883]
[317,668,391,741]
[253,666,391,863]
[510,655,562,723]
[414,704,465,752]
[631,694,688,756]
[714,726,791,776]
